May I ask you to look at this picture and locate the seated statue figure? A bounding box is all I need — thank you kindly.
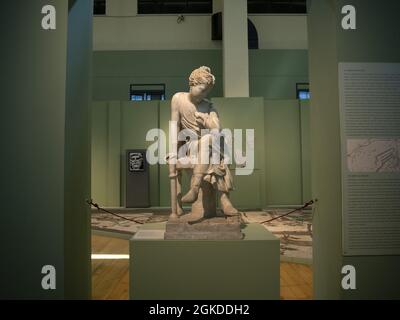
[168,66,239,221]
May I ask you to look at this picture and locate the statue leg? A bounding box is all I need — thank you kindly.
[191,179,217,220]
[181,134,211,203]
[181,170,205,203]
[180,176,217,223]
[220,192,239,216]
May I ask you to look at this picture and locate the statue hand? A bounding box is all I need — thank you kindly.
[194,112,207,125]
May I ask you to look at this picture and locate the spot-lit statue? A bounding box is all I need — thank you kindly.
[167,66,239,222]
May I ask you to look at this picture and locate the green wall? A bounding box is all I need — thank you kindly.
[211,97,266,209]
[91,98,311,209]
[308,0,400,299]
[91,48,310,207]
[265,100,302,206]
[0,0,92,299]
[120,101,160,207]
[250,50,309,100]
[91,101,160,207]
[92,49,308,101]
[300,100,312,203]
[64,0,93,299]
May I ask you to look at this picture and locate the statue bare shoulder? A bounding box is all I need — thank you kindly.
[171,92,187,108]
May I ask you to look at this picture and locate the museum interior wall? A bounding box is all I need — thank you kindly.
[308,0,400,299]
[2,0,398,301]
[93,0,307,51]
[91,98,311,209]
[90,0,311,210]
[64,0,93,299]
[0,0,92,299]
[92,49,309,101]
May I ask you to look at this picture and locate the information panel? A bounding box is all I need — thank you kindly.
[339,63,400,256]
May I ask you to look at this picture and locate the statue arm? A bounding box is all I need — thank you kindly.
[204,110,220,130]
[171,93,181,124]
[197,104,220,130]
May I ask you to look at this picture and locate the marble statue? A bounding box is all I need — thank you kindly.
[165,67,242,239]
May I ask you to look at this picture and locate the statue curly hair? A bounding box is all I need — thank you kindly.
[188,66,216,87]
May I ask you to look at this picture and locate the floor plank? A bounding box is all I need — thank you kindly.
[91,234,313,300]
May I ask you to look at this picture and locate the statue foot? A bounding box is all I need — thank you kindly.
[177,206,184,216]
[169,213,179,220]
[220,193,239,216]
[181,188,199,203]
[222,205,239,216]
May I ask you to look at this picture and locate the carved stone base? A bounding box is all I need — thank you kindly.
[164,215,243,240]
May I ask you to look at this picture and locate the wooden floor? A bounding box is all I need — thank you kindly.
[92,234,313,300]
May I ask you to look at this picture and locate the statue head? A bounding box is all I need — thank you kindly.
[188,66,215,100]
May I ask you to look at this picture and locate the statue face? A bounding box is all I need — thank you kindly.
[190,83,212,100]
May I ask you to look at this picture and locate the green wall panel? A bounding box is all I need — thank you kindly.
[91,101,121,207]
[264,100,303,206]
[91,101,160,207]
[92,50,308,101]
[93,50,223,100]
[211,97,266,209]
[1,0,92,299]
[300,100,312,203]
[1,0,68,299]
[121,101,160,207]
[230,170,263,209]
[336,0,400,300]
[308,0,400,299]
[64,0,93,298]
[249,50,309,100]
[107,102,122,206]
[91,102,108,205]
[91,97,311,210]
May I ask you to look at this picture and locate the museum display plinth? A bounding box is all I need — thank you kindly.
[129,222,280,300]
[165,215,243,240]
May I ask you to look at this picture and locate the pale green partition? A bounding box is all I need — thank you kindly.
[1,0,92,299]
[300,100,312,203]
[93,50,223,100]
[93,50,309,101]
[90,101,121,207]
[308,0,400,299]
[264,100,302,206]
[212,97,266,209]
[91,101,160,207]
[92,98,310,209]
[107,101,122,206]
[91,102,108,205]
[120,101,160,207]
[64,0,93,298]
[249,50,309,99]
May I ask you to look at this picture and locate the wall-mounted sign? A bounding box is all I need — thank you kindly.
[339,62,400,256]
